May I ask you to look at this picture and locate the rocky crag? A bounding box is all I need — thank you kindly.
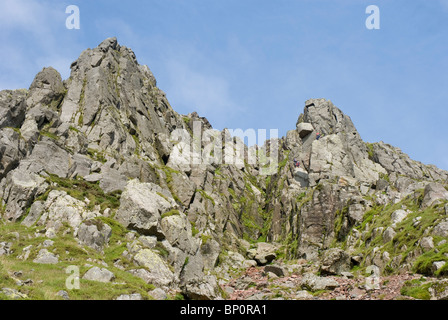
[1,38,448,300]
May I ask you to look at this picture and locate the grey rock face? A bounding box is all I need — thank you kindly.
[26,67,65,109]
[1,37,448,301]
[0,89,27,129]
[293,167,309,187]
[371,142,448,182]
[21,201,44,227]
[0,128,27,180]
[0,169,47,221]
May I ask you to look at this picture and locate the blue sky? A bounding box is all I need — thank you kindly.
[1,0,448,170]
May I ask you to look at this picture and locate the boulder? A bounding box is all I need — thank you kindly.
[181,275,221,300]
[149,288,167,300]
[115,180,176,238]
[422,183,448,208]
[432,261,446,274]
[0,169,47,221]
[247,242,277,265]
[132,249,175,287]
[1,288,28,300]
[37,190,90,231]
[200,238,221,270]
[300,273,339,291]
[57,290,70,300]
[294,290,314,300]
[0,242,12,256]
[21,201,45,228]
[77,220,112,251]
[319,248,351,275]
[382,227,396,244]
[33,249,58,264]
[420,237,435,252]
[264,265,286,277]
[433,221,448,238]
[391,209,408,225]
[83,267,115,283]
[296,122,314,139]
[160,212,198,255]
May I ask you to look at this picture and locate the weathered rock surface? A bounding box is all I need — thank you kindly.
[77,220,112,251]
[319,248,351,275]
[83,267,115,283]
[33,249,58,264]
[0,38,448,301]
[115,180,176,238]
[300,273,339,291]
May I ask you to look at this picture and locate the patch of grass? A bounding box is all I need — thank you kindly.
[153,242,169,258]
[413,242,448,276]
[200,234,211,246]
[0,217,156,300]
[190,221,199,237]
[197,189,216,206]
[161,209,180,219]
[87,148,107,164]
[400,279,431,300]
[131,134,140,155]
[160,166,182,204]
[366,142,375,160]
[40,130,59,141]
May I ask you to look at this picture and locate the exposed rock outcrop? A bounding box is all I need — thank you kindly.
[0,38,447,300]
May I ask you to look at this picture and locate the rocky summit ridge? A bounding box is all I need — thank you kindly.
[1,38,448,300]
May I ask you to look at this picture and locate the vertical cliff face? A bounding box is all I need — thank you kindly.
[1,38,448,300]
